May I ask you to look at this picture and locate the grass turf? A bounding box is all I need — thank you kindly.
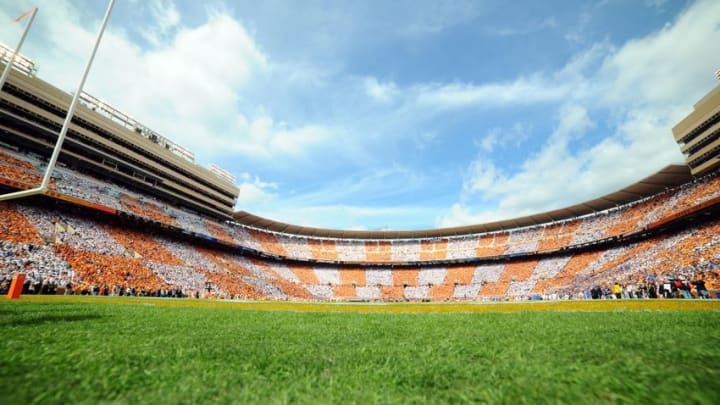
[1,297,719,404]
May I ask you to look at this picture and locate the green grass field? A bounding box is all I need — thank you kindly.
[1,297,719,404]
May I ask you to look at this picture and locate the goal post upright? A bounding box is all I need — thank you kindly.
[0,7,38,91]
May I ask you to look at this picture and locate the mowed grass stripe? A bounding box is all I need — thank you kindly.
[4,295,720,313]
[1,299,719,404]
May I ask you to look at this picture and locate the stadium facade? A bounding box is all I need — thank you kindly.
[1,59,719,301]
[0,63,238,219]
[673,83,720,176]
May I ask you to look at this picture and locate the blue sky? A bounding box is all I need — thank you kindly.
[1,0,719,230]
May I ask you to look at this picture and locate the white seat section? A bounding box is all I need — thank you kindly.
[356,286,381,300]
[265,262,302,283]
[418,267,446,286]
[313,266,341,286]
[155,236,222,272]
[576,246,630,277]
[18,205,127,256]
[404,286,429,300]
[227,225,263,252]
[0,240,73,288]
[147,263,213,294]
[453,284,481,299]
[391,240,420,261]
[241,274,287,299]
[276,234,312,260]
[335,240,367,261]
[306,285,335,300]
[472,263,505,284]
[365,268,393,286]
[505,227,543,255]
[525,256,572,292]
[445,236,478,260]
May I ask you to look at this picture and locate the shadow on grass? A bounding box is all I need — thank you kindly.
[1,313,104,327]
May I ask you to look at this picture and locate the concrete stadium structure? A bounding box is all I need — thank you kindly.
[1,60,719,301]
[673,84,720,176]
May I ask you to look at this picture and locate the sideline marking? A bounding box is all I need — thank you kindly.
[3,295,720,313]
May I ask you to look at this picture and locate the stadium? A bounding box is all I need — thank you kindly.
[2,1,720,403]
[1,55,719,302]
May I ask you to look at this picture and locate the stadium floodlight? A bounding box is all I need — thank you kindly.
[0,7,38,92]
[0,0,115,202]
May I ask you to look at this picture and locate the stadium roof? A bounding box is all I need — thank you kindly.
[233,164,694,239]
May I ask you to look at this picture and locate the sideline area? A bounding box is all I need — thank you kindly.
[4,295,719,313]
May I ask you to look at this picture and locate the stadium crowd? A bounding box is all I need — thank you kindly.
[3,144,720,266]
[1,142,720,302]
[1,204,719,301]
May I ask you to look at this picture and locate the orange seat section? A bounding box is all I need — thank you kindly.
[308,239,339,261]
[287,264,320,285]
[393,268,420,287]
[0,202,44,245]
[365,241,392,262]
[476,233,508,257]
[339,266,366,287]
[104,226,184,266]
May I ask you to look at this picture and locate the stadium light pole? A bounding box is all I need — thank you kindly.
[0,0,115,202]
[0,7,38,92]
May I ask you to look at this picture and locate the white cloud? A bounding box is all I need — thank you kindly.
[463,160,501,195]
[414,74,572,109]
[596,0,720,108]
[141,0,181,46]
[438,0,720,227]
[409,42,610,111]
[478,132,497,153]
[0,0,338,169]
[224,115,335,158]
[236,173,278,206]
[364,77,398,103]
[476,123,530,153]
[3,0,718,231]
[555,104,594,139]
[461,105,592,209]
[123,14,268,122]
[441,103,685,227]
[437,202,506,228]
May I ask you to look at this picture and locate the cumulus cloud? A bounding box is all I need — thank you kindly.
[364,77,398,103]
[0,0,337,168]
[236,173,278,207]
[595,0,720,108]
[440,0,720,227]
[2,0,718,230]
[454,105,593,218]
